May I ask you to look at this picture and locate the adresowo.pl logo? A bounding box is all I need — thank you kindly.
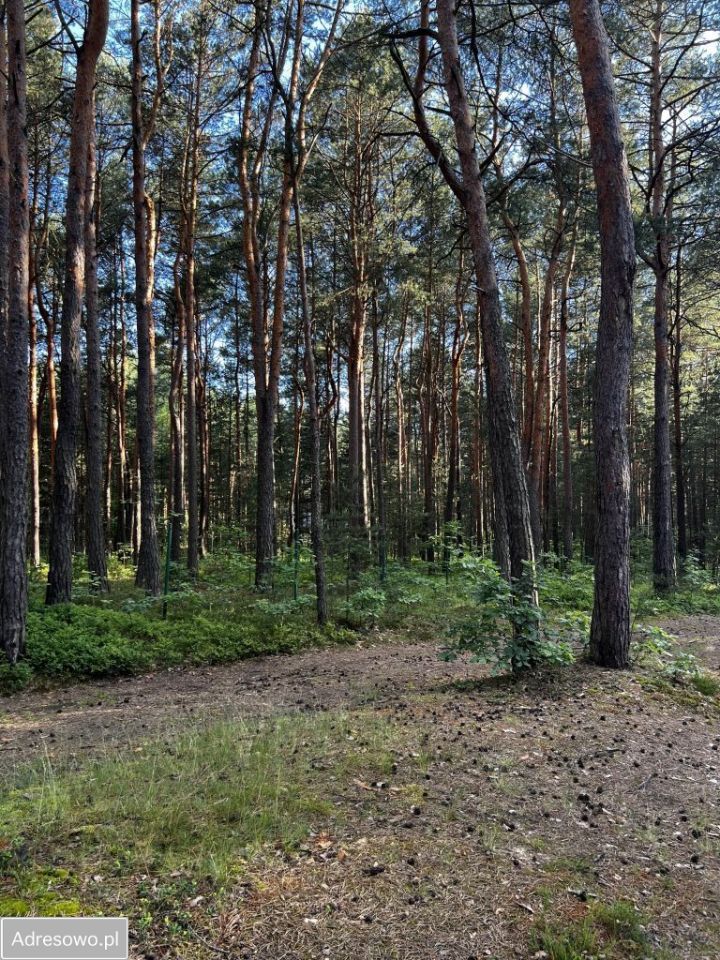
[1,918,128,960]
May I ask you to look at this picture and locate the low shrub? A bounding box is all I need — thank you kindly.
[442,557,575,673]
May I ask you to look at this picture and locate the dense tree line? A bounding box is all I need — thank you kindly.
[1,0,719,668]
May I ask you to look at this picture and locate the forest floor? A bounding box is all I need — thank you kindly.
[1,615,719,960]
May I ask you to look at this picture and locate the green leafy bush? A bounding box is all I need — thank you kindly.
[538,557,594,613]
[442,558,575,673]
[344,586,386,628]
[0,597,356,694]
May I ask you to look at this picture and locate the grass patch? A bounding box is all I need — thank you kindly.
[533,918,599,960]
[532,899,659,960]
[690,671,720,696]
[0,710,394,894]
[591,899,647,943]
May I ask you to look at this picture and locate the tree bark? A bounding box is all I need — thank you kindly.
[559,229,577,562]
[84,100,108,591]
[671,246,687,561]
[184,46,202,576]
[295,197,328,622]
[0,0,30,661]
[372,294,388,579]
[650,1,676,591]
[131,0,161,593]
[28,165,41,568]
[445,255,468,530]
[169,245,185,562]
[435,0,535,591]
[47,0,109,604]
[570,0,637,668]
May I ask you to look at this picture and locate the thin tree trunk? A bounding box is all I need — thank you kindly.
[530,209,564,549]
[0,0,30,661]
[47,0,109,604]
[570,0,637,668]
[435,0,535,593]
[559,227,577,562]
[37,281,58,473]
[84,99,108,591]
[347,111,370,536]
[472,297,485,550]
[185,53,202,576]
[131,0,161,593]
[650,0,676,591]
[198,336,211,555]
[28,186,41,568]
[445,255,468,529]
[672,246,687,561]
[372,295,387,578]
[393,298,409,561]
[169,245,185,562]
[116,240,130,546]
[295,196,327,622]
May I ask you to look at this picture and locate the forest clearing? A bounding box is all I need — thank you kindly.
[2,0,720,957]
[2,562,720,958]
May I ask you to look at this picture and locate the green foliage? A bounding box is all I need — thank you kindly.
[532,919,598,960]
[344,586,386,628]
[690,671,720,696]
[591,900,647,945]
[10,546,720,693]
[632,554,720,618]
[0,661,33,693]
[441,557,575,673]
[538,557,595,614]
[1,581,355,693]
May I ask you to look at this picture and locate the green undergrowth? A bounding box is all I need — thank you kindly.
[0,710,395,905]
[2,543,719,693]
[0,602,354,694]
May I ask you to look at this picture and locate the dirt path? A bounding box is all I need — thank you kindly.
[656,614,720,670]
[1,616,717,771]
[0,636,485,770]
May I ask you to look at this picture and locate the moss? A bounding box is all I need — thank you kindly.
[0,897,31,916]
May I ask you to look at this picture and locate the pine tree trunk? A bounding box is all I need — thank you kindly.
[559,234,577,563]
[650,2,676,592]
[131,0,161,593]
[28,203,41,568]
[296,196,328,623]
[570,0,636,668]
[169,246,185,562]
[185,252,199,576]
[185,55,202,576]
[394,300,409,561]
[0,0,30,661]
[84,102,108,591]
[445,259,467,530]
[436,0,535,592]
[672,248,687,561]
[372,295,388,578]
[47,0,109,604]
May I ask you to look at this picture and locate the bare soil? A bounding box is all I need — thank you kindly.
[2,616,719,960]
[0,636,484,770]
